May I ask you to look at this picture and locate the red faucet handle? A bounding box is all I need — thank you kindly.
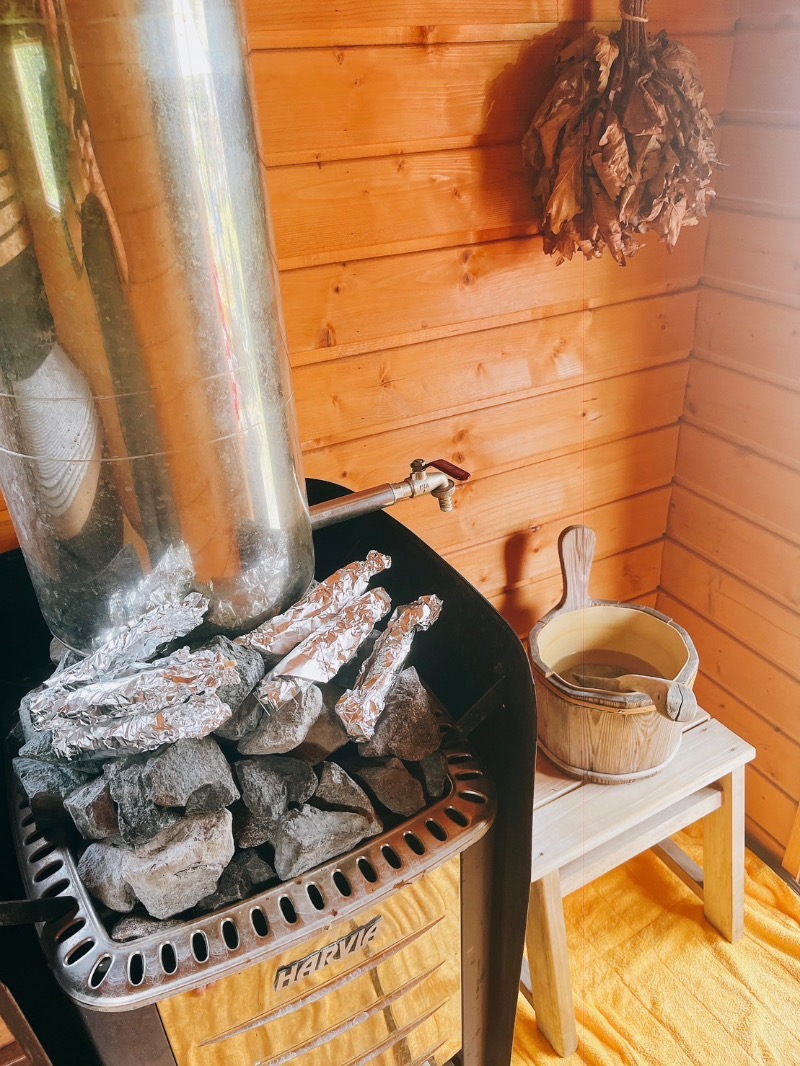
[424,459,471,482]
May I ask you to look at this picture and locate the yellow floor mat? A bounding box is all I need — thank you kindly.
[513,828,800,1065]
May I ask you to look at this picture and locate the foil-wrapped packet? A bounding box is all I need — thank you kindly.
[255,588,392,713]
[240,551,391,657]
[49,692,233,759]
[107,543,196,628]
[37,593,209,709]
[252,675,305,716]
[272,588,392,683]
[335,595,442,741]
[32,645,238,738]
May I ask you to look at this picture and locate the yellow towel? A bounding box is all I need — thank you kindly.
[513,827,800,1064]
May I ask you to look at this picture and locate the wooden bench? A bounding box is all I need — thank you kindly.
[520,712,756,1057]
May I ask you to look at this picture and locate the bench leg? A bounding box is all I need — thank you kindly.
[703,766,746,942]
[526,871,577,1057]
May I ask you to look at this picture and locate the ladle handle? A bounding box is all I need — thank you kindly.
[557,525,596,613]
[617,674,699,724]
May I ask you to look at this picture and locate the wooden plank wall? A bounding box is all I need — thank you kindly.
[244,0,738,637]
[658,0,800,859]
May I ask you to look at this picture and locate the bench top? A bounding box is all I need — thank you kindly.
[531,713,755,881]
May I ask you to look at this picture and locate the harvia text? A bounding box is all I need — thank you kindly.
[274,916,383,990]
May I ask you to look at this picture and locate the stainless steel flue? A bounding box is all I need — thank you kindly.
[0,0,313,652]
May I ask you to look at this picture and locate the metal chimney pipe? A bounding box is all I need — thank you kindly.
[0,0,313,652]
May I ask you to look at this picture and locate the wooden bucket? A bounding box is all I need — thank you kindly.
[529,527,699,783]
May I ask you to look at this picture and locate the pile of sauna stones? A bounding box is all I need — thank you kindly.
[12,636,449,936]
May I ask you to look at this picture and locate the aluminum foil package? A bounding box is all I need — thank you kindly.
[107,543,196,628]
[36,593,209,714]
[255,588,392,714]
[335,595,442,741]
[32,645,239,727]
[252,675,306,716]
[49,692,233,759]
[272,588,392,683]
[240,551,391,657]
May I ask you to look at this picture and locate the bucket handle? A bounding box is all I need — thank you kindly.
[555,525,596,614]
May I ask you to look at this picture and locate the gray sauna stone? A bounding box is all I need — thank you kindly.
[78,810,235,919]
[64,776,120,841]
[292,683,349,762]
[314,762,382,836]
[234,756,317,822]
[214,692,262,742]
[358,668,441,762]
[13,757,92,827]
[77,839,136,913]
[233,812,280,850]
[237,682,324,755]
[354,757,426,817]
[110,913,181,942]
[142,737,239,812]
[272,806,371,881]
[204,636,265,714]
[418,751,449,800]
[104,755,181,847]
[195,848,275,912]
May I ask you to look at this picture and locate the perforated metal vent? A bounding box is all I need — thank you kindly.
[10,715,494,1011]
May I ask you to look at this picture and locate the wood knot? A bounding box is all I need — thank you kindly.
[316,324,336,348]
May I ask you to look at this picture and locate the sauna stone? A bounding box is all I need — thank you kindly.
[292,683,350,761]
[64,776,119,841]
[78,809,235,919]
[77,839,136,913]
[205,636,265,713]
[18,729,101,772]
[237,682,324,755]
[13,757,93,827]
[213,692,262,742]
[419,751,449,800]
[234,756,317,822]
[105,755,181,847]
[354,757,426,817]
[313,762,382,836]
[110,913,181,943]
[195,848,275,912]
[358,667,441,761]
[233,811,279,851]
[272,806,372,881]
[142,737,239,812]
[17,730,62,764]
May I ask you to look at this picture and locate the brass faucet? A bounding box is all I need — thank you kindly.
[308,458,471,530]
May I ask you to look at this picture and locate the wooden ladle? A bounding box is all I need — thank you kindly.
[572,671,698,724]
